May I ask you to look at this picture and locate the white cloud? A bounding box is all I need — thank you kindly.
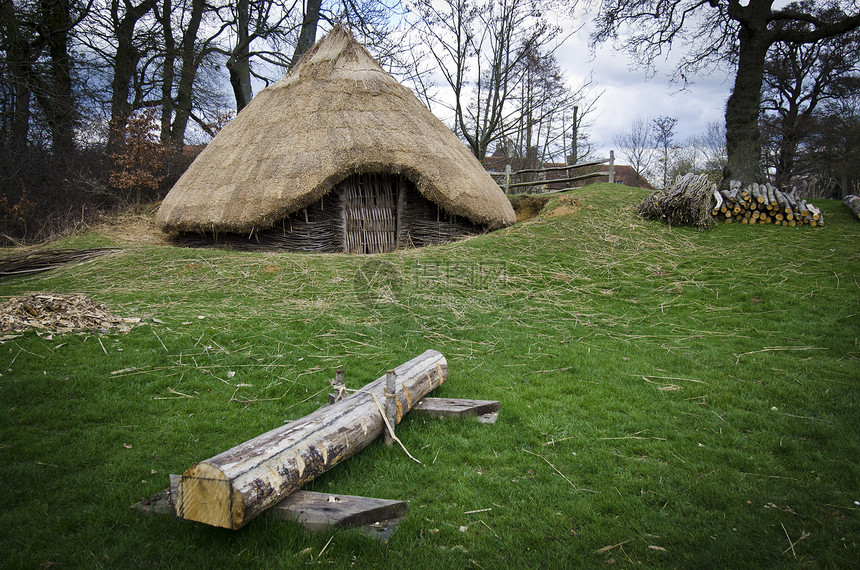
[553,10,733,159]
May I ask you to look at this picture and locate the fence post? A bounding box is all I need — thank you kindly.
[505,164,511,195]
[384,370,397,447]
[609,150,615,184]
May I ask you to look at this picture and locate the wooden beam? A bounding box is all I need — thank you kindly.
[174,350,447,529]
[411,398,500,420]
[269,491,407,532]
[132,478,407,536]
[506,171,609,190]
[511,159,607,176]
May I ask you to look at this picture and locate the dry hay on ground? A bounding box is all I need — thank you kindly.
[544,195,583,218]
[510,194,584,222]
[509,195,552,222]
[94,209,170,246]
[0,293,140,333]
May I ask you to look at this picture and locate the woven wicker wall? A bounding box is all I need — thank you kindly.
[173,174,484,253]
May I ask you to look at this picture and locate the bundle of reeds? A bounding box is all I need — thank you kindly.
[713,181,823,226]
[0,248,120,276]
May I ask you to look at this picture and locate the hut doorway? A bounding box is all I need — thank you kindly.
[341,174,404,254]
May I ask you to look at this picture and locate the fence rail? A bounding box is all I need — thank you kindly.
[488,151,615,195]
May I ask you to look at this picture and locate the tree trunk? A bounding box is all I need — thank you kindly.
[774,120,800,189]
[158,0,175,143]
[724,28,770,185]
[169,0,205,145]
[107,0,159,153]
[226,0,252,112]
[290,0,321,70]
[37,0,75,156]
[175,350,448,530]
[0,0,34,149]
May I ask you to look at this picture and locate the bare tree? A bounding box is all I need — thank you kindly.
[556,87,600,165]
[587,0,860,187]
[0,0,92,155]
[79,0,159,153]
[213,0,300,112]
[760,2,860,189]
[651,115,677,189]
[414,0,558,159]
[507,46,598,166]
[0,0,38,149]
[804,90,860,197]
[614,116,651,186]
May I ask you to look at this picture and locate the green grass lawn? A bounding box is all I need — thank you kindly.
[1,184,858,568]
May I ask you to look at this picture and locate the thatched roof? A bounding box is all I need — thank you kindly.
[156,26,516,234]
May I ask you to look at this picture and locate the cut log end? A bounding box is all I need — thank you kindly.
[176,463,245,529]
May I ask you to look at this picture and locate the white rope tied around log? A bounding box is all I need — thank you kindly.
[342,388,422,464]
[333,387,346,402]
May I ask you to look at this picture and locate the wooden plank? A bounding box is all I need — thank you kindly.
[508,159,607,176]
[132,481,407,537]
[411,397,500,419]
[175,350,447,529]
[506,171,609,189]
[268,491,407,531]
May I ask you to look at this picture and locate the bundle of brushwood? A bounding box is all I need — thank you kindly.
[637,173,717,230]
[0,247,119,276]
[843,195,860,220]
[713,181,823,226]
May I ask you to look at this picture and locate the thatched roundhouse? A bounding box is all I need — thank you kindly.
[155,26,515,253]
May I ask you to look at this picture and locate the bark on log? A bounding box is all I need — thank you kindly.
[808,204,821,221]
[843,195,860,220]
[776,190,789,213]
[765,184,777,207]
[175,349,448,529]
[712,188,724,216]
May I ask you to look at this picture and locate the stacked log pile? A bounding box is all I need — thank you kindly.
[843,195,860,220]
[639,175,824,229]
[712,181,823,226]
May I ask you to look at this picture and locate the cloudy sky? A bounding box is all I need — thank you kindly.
[407,6,736,163]
[554,13,734,159]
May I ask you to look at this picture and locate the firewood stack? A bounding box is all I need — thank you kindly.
[712,181,823,226]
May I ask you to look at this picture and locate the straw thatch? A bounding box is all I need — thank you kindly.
[155,25,515,243]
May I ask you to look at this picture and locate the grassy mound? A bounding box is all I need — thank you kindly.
[1,184,857,567]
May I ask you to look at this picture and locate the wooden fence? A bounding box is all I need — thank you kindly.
[488,151,615,195]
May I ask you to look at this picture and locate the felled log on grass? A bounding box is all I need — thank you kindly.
[843,195,860,220]
[175,349,448,530]
[714,182,823,227]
